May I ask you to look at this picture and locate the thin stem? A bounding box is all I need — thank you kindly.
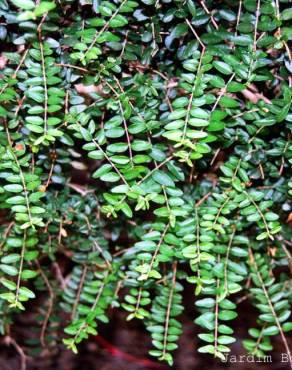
[278,136,290,175]
[45,158,55,189]
[0,222,14,250]
[280,242,292,275]
[15,231,27,305]
[186,19,206,50]
[212,196,230,227]
[161,261,177,358]
[195,206,201,280]
[251,324,267,355]
[235,1,242,36]
[55,63,90,73]
[92,136,129,185]
[72,274,108,343]
[5,123,33,227]
[110,75,159,167]
[144,223,170,280]
[247,0,261,80]
[82,0,127,62]
[162,186,171,213]
[38,37,48,136]
[75,122,129,185]
[138,156,173,185]
[0,49,29,96]
[253,0,261,52]
[214,270,220,356]
[118,100,133,166]
[245,191,273,240]
[4,336,26,370]
[36,260,54,347]
[232,158,242,181]
[93,240,112,270]
[249,249,292,368]
[223,226,236,295]
[133,287,143,317]
[71,265,88,320]
[211,73,235,112]
[200,1,218,29]
[182,92,193,142]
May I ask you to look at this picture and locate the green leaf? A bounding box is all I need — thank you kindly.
[0,264,18,276]
[213,61,233,75]
[195,298,215,308]
[220,165,233,177]
[281,8,292,21]
[198,333,215,343]
[80,127,92,141]
[27,124,44,133]
[100,172,120,182]
[152,170,175,187]
[218,310,237,321]
[262,326,279,336]
[3,183,23,193]
[218,335,236,345]
[283,322,292,332]
[19,286,35,299]
[11,0,35,10]
[1,279,17,290]
[119,202,133,217]
[34,1,56,16]
[231,247,248,258]
[195,312,215,330]
[21,270,38,279]
[1,254,20,264]
[109,14,128,27]
[131,140,152,152]
[198,344,215,354]
[92,164,112,178]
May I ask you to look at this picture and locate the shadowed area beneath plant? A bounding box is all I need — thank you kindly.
[0,0,291,368]
[0,293,290,370]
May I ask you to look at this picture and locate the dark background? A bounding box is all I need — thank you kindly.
[0,289,290,370]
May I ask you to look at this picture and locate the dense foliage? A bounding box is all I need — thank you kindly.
[0,0,291,367]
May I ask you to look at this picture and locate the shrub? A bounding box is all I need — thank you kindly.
[0,0,291,367]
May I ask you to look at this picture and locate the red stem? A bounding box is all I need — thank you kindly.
[92,335,166,369]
